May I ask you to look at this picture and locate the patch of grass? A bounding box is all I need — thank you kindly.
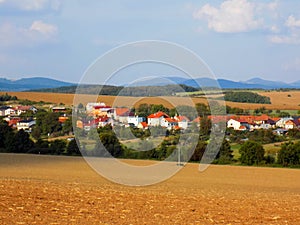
[230,143,241,160]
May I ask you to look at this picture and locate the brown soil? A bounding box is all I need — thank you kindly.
[0,153,299,224]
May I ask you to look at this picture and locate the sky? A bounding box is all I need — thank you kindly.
[0,0,300,84]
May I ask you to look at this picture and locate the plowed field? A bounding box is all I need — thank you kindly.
[0,153,299,224]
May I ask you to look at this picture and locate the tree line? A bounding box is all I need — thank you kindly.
[224,91,271,104]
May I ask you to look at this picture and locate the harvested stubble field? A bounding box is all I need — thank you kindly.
[4,91,300,110]
[0,153,299,224]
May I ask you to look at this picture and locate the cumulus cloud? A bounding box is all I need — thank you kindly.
[285,15,300,28]
[0,0,61,11]
[30,20,57,36]
[193,0,264,33]
[0,20,58,47]
[270,15,300,44]
[193,0,280,33]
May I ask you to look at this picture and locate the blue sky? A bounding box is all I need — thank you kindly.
[0,0,300,83]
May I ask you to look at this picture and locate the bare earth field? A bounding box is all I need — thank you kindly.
[0,154,299,224]
[3,91,300,110]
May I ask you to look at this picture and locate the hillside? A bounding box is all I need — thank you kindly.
[0,77,74,91]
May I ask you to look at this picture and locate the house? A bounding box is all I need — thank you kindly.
[161,117,178,130]
[16,120,36,131]
[273,128,288,135]
[174,115,190,129]
[137,122,148,129]
[284,120,300,130]
[113,108,130,121]
[118,111,134,124]
[15,105,38,115]
[3,117,21,128]
[128,115,145,127]
[92,105,113,117]
[276,117,293,128]
[98,116,113,127]
[227,118,249,131]
[0,106,16,116]
[52,106,66,113]
[86,102,106,113]
[147,111,169,126]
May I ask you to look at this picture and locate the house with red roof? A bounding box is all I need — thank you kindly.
[137,121,148,129]
[15,105,37,115]
[162,117,178,130]
[283,119,300,130]
[147,111,169,127]
[227,118,250,131]
[174,115,190,129]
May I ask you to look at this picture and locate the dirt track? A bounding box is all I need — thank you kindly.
[0,154,299,224]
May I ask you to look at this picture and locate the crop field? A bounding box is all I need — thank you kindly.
[0,153,299,224]
[3,90,300,110]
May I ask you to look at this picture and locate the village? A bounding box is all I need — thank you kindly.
[1,101,300,136]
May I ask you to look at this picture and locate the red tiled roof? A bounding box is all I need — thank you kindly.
[115,108,130,116]
[139,122,148,128]
[148,111,169,119]
[175,115,190,122]
[239,125,247,130]
[165,118,177,123]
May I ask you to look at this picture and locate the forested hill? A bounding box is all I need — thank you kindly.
[28,84,199,96]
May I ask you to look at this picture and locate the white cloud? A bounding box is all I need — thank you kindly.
[30,20,57,36]
[0,0,61,11]
[193,0,280,33]
[0,20,58,47]
[285,15,300,28]
[270,35,300,44]
[193,0,264,33]
[270,25,280,33]
[270,15,300,44]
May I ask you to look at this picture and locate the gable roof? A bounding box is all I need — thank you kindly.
[115,108,130,116]
[148,111,169,119]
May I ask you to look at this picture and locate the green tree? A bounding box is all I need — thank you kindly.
[62,118,73,135]
[239,141,265,165]
[190,141,207,162]
[31,126,42,140]
[215,139,233,164]
[67,139,80,155]
[5,129,34,153]
[195,103,210,117]
[36,111,61,135]
[50,139,67,155]
[99,132,123,157]
[199,117,212,140]
[278,142,300,167]
[0,120,13,150]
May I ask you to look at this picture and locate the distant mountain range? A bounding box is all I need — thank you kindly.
[0,77,74,91]
[0,76,300,92]
[129,76,300,89]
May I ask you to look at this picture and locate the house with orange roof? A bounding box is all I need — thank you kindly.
[147,111,169,127]
[174,115,190,129]
[227,118,250,131]
[283,118,300,130]
[162,117,178,130]
[15,105,37,115]
[137,122,148,129]
[113,108,131,121]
